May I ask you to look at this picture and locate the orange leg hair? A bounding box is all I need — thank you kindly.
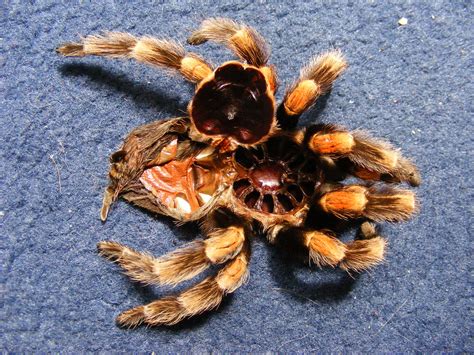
[297,222,386,271]
[278,51,347,129]
[97,225,245,287]
[302,230,347,268]
[187,17,270,67]
[57,32,212,83]
[339,222,387,272]
[307,124,421,186]
[319,185,417,222]
[116,241,250,327]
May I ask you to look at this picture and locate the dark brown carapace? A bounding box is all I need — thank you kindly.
[58,17,420,327]
[191,61,276,145]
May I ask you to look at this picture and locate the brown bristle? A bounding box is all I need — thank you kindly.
[304,231,347,267]
[116,245,250,327]
[56,43,85,56]
[301,50,347,93]
[284,80,320,116]
[365,186,417,222]
[340,237,386,272]
[187,17,269,67]
[204,226,245,263]
[319,185,417,222]
[116,306,146,328]
[229,26,270,67]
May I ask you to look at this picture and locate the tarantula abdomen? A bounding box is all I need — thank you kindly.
[232,137,322,214]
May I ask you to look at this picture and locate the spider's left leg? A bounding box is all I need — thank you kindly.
[305,124,421,186]
[277,51,347,129]
[57,33,212,83]
[116,239,251,327]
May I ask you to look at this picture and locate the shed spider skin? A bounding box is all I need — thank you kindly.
[58,17,420,327]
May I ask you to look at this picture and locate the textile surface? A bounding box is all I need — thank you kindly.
[2,1,472,352]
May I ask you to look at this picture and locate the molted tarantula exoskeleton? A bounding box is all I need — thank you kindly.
[58,18,420,327]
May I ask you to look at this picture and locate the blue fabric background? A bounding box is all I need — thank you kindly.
[2,1,472,352]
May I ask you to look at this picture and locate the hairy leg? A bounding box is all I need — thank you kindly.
[188,17,270,67]
[339,222,386,272]
[58,32,212,82]
[278,51,347,129]
[116,240,251,327]
[306,124,421,186]
[318,184,417,222]
[98,225,245,286]
[301,230,347,267]
[284,223,386,272]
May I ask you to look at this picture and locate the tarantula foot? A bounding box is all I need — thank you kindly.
[97,241,126,262]
[340,236,386,272]
[359,221,378,239]
[100,187,116,221]
[56,43,84,56]
[116,306,146,328]
[406,167,422,187]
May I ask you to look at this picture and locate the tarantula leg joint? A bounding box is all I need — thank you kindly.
[319,185,416,222]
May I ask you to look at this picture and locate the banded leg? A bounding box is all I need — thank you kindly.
[97,225,245,286]
[301,230,347,268]
[187,17,270,67]
[298,223,386,271]
[307,124,421,186]
[57,32,212,82]
[339,222,386,272]
[278,51,347,129]
[117,240,251,327]
[319,185,417,222]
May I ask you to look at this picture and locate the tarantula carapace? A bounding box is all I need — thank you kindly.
[58,18,420,327]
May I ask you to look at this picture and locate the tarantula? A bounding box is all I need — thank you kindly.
[58,18,420,327]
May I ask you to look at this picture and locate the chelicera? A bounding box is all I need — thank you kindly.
[58,17,420,327]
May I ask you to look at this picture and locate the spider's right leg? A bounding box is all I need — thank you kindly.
[277,51,347,129]
[57,33,212,83]
[339,222,387,272]
[97,224,246,287]
[305,124,421,186]
[318,184,417,222]
[277,223,386,272]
